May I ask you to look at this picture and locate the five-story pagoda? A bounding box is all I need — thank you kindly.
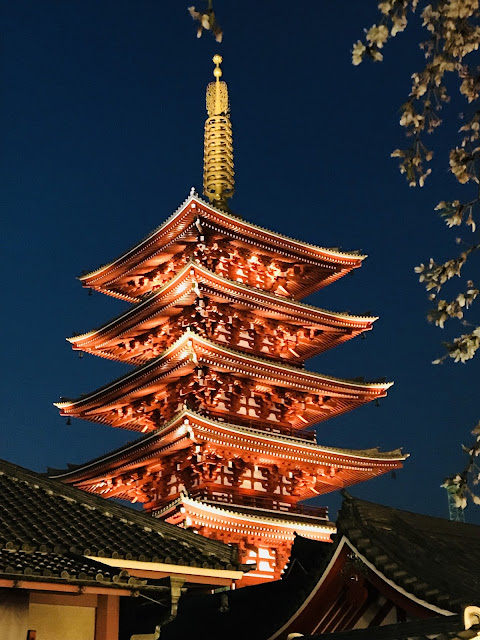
[53,56,406,585]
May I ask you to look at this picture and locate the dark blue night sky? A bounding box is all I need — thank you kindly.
[2,1,480,523]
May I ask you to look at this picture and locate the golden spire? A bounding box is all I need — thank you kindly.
[203,54,234,209]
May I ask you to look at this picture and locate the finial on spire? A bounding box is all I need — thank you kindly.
[213,54,222,76]
[203,55,234,210]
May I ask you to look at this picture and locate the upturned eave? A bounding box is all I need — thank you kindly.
[73,262,377,342]
[68,262,377,362]
[55,329,393,415]
[79,193,366,291]
[49,408,407,484]
[161,495,336,538]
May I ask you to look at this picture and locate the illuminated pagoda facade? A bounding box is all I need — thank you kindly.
[53,56,406,586]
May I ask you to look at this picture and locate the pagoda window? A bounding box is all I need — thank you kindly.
[240,468,253,490]
[237,399,247,416]
[258,547,275,561]
[247,547,276,575]
[253,467,266,492]
[214,391,229,411]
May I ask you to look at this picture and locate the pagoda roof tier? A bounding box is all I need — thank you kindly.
[159,495,335,543]
[56,331,393,432]
[161,495,335,584]
[69,262,376,365]
[79,193,366,301]
[48,409,406,502]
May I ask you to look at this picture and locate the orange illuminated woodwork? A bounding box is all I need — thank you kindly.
[50,409,404,585]
[51,409,404,507]
[161,496,333,585]
[57,330,391,433]
[56,192,406,585]
[69,262,376,365]
[79,196,365,302]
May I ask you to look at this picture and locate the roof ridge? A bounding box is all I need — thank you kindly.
[345,493,480,530]
[192,194,366,259]
[79,193,196,281]
[178,495,336,530]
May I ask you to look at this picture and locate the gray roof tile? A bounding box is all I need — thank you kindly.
[0,458,241,589]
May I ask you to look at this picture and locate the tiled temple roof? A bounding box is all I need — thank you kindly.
[0,458,241,584]
[336,493,480,612]
[151,495,480,640]
[0,548,141,589]
[303,616,476,640]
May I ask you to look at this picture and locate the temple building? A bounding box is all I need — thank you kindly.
[0,458,245,640]
[53,55,406,585]
[155,493,480,640]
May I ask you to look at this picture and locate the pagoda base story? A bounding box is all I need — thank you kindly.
[155,494,335,585]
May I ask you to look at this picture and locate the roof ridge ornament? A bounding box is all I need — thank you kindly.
[203,55,235,211]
